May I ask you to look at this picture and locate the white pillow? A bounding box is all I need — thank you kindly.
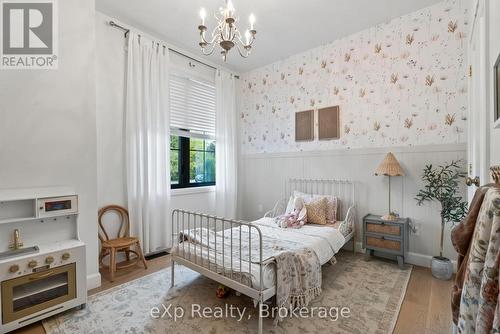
[293,191,338,223]
[285,195,295,214]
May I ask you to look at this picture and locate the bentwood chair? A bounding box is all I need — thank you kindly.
[98,205,148,282]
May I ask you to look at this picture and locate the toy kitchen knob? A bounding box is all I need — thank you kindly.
[9,264,19,273]
[45,256,54,264]
[61,253,71,260]
[28,260,38,268]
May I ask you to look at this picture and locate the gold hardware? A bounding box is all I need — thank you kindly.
[29,270,54,280]
[466,176,480,187]
[469,65,472,77]
[9,265,19,273]
[45,256,54,264]
[28,260,38,268]
[8,229,23,250]
[62,253,71,260]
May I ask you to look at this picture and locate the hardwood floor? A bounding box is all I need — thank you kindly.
[12,255,452,334]
[12,256,170,334]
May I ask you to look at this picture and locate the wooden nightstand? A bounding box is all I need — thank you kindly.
[363,214,409,268]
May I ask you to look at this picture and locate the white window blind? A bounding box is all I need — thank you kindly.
[170,73,216,139]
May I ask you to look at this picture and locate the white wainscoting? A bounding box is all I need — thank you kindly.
[239,143,466,266]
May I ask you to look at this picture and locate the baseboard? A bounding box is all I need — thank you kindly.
[355,241,364,253]
[87,272,102,290]
[353,242,458,272]
[406,252,458,272]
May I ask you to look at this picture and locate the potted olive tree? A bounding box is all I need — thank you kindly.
[415,160,468,280]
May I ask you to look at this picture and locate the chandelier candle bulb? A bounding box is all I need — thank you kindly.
[227,0,235,16]
[249,13,255,30]
[199,8,206,25]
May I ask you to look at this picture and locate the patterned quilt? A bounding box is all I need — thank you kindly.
[176,222,324,312]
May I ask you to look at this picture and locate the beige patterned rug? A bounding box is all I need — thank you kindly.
[43,252,412,334]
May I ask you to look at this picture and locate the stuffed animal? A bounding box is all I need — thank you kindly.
[276,197,307,229]
[216,284,230,298]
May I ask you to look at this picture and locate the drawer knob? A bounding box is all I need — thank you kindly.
[28,260,38,268]
[45,256,54,264]
[62,253,71,260]
[9,264,19,273]
[381,236,385,240]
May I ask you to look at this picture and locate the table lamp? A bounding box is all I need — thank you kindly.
[375,152,405,221]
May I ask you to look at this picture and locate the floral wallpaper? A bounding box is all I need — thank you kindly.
[238,0,468,154]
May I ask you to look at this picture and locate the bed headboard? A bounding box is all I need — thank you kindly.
[285,178,355,220]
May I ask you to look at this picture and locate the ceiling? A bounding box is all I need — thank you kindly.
[96,0,442,73]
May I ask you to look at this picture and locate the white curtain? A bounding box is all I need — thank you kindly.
[125,32,171,253]
[215,70,238,218]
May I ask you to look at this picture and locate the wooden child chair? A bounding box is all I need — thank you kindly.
[98,205,148,282]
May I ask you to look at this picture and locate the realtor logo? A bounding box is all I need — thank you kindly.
[1,0,58,69]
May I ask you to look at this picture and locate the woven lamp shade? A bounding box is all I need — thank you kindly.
[375,152,405,176]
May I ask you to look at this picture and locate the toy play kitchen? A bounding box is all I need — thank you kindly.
[0,187,86,333]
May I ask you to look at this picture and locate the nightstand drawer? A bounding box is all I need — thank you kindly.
[366,221,401,236]
[366,235,401,252]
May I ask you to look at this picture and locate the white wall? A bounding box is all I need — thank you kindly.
[240,144,466,264]
[488,0,500,164]
[96,12,127,208]
[0,0,100,288]
[95,13,216,242]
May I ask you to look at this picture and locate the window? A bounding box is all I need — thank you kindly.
[169,71,216,189]
[170,135,215,188]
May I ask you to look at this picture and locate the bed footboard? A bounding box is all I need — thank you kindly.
[170,209,275,302]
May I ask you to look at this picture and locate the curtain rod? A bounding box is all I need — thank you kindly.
[109,20,239,78]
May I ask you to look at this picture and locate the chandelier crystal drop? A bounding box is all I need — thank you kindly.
[198,0,257,61]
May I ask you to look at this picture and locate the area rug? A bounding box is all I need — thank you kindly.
[43,252,412,334]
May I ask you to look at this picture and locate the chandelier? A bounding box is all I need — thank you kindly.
[197,0,257,61]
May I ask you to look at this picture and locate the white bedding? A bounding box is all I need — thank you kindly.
[251,217,346,264]
[175,242,277,289]
[173,217,346,289]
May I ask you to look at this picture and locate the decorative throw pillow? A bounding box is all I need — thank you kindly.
[304,197,327,225]
[325,196,338,223]
[294,191,338,223]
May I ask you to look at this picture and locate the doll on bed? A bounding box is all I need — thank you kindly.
[275,197,307,229]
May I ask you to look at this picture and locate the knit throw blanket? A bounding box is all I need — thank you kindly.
[176,227,323,318]
[274,247,322,318]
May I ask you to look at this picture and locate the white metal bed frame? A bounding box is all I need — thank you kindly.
[170,178,356,334]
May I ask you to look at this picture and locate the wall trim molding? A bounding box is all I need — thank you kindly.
[241,143,466,160]
[87,273,102,290]
[352,242,457,272]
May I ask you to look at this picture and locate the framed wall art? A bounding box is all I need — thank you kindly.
[295,110,314,141]
[318,106,340,140]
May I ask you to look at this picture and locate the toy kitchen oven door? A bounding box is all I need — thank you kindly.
[0,188,87,333]
[2,262,77,324]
